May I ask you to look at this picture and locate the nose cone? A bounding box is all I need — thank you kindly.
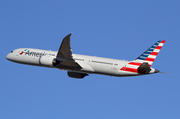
[6,54,10,60]
[6,53,13,61]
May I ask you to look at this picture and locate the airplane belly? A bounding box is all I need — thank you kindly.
[30,57,39,64]
[89,63,118,75]
[79,63,95,73]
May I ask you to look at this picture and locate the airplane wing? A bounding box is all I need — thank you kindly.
[56,33,82,68]
[57,33,73,60]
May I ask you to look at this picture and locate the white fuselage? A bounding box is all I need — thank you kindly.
[6,48,156,77]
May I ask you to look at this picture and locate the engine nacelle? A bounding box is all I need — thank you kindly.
[67,71,88,79]
[39,56,56,67]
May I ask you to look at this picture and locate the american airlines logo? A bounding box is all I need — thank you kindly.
[20,49,46,57]
[19,49,28,55]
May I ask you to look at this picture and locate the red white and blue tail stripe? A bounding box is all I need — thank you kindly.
[120,40,166,73]
[135,40,165,66]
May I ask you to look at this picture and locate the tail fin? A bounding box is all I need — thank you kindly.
[134,40,166,66]
[120,40,165,74]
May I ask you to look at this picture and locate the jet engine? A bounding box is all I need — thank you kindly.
[67,71,88,79]
[39,56,56,67]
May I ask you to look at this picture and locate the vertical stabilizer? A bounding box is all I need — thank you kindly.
[120,40,165,74]
[135,40,166,66]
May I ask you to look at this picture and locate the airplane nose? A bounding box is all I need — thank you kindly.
[6,54,10,60]
[6,53,13,61]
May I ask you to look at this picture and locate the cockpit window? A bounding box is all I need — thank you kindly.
[11,51,13,53]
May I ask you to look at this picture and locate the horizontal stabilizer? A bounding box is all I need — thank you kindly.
[137,62,151,74]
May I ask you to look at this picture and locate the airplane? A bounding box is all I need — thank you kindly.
[6,33,166,79]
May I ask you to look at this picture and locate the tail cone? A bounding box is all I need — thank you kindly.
[155,69,160,73]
